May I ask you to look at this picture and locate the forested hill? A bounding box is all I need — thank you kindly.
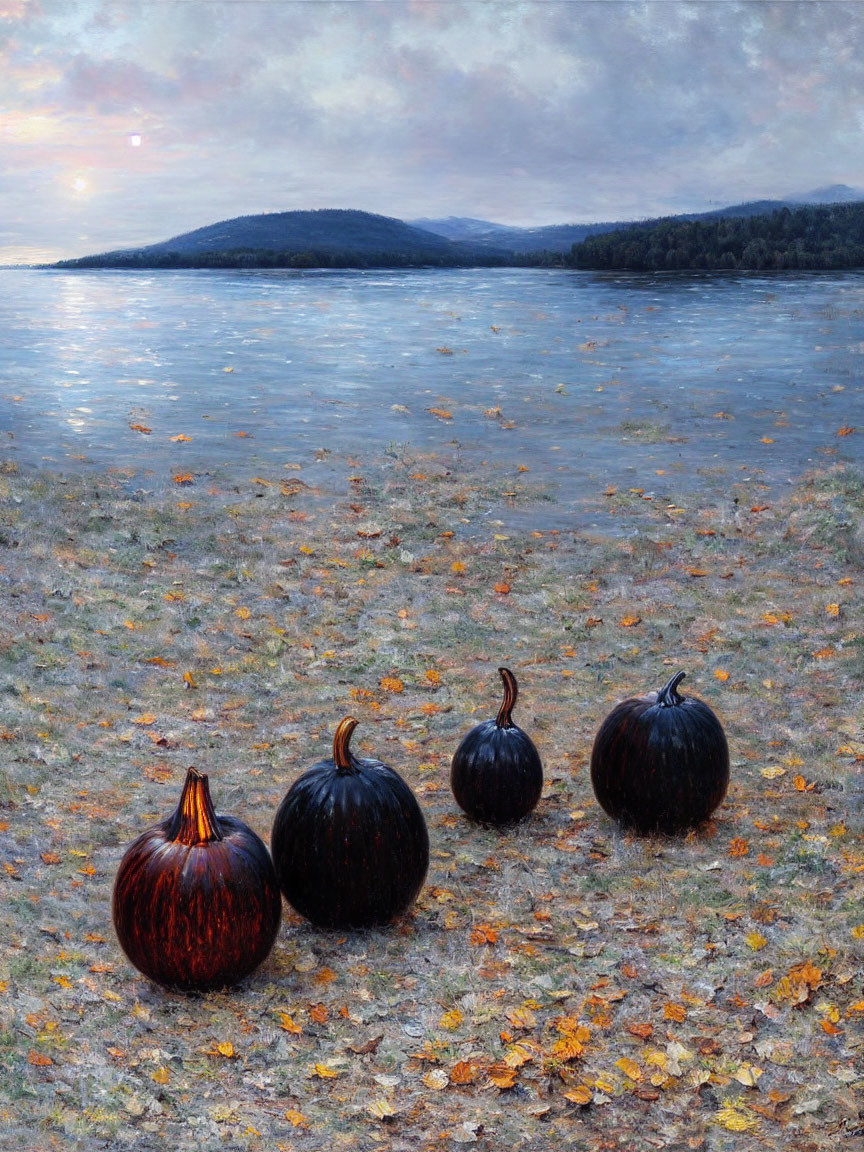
[570,201,864,271]
[54,209,512,269]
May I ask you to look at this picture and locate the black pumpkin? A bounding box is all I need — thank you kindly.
[270,717,429,929]
[112,767,282,991]
[450,667,543,825]
[590,671,729,835]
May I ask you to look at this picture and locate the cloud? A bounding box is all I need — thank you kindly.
[2,1,864,260]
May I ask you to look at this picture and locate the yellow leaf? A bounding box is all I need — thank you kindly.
[132,714,156,726]
[439,1008,463,1030]
[216,1041,235,1058]
[367,1099,396,1120]
[615,1056,642,1081]
[284,1109,309,1128]
[761,766,786,779]
[183,671,198,688]
[664,1002,687,1022]
[851,925,864,939]
[311,1063,339,1079]
[451,560,466,574]
[715,1104,759,1131]
[563,1085,593,1105]
[826,603,840,616]
[505,1005,536,1030]
[422,1068,449,1090]
[279,1012,302,1035]
[732,1065,763,1087]
[425,669,441,686]
[235,606,251,620]
[714,669,730,682]
[151,1066,170,1084]
[746,932,768,951]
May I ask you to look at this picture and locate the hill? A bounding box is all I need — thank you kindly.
[570,199,864,271]
[55,209,513,270]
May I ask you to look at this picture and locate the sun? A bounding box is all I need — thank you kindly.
[71,176,88,193]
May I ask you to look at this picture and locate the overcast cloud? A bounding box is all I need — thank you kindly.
[2,0,863,262]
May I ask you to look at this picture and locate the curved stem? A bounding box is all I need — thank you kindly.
[168,767,223,845]
[495,667,519,728]
[656,670,686,707]
[333,716,360,773]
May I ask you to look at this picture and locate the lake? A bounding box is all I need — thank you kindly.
[2,267,862,527]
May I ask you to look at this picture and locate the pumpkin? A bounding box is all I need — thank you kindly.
[270,717,429,929]
[112,767,282,991]
[450,667,543,825]
[590,671,729,835]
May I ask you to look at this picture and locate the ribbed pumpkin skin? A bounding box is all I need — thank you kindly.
[590,673,729,835]
[271,741,429,929]
[112,814,282,992]
[451,721,543,825]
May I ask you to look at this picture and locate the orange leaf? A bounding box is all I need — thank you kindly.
[449,1060,479,1085]
[28,1050,53,1066]
[487,1062,518,1089]
[619,615,642,628]
[279,1012,302,1035]
[663,1002,687,1023]
[626,1022,653,1041]
[714,668,730,682]
[469,924,499,946]
[129,423,151,435]
[820,1019,843,1035]
[563,1085,593,1105]
[308,1003,328,1024]
[379,676,404,694]
[170,433,192,442]
[729,837,749,857]
[427,406,453,419]
[131,714,156,726]
[836,425,855,436]
[615,1056,642,1081]
[753,969,774,988]
[493,582,511,594]
[173,473,194,485]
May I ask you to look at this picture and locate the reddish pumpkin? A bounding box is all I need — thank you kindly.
[112,767,281,991]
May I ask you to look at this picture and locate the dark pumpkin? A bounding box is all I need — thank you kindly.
[590,671,729,835]
[450,667,543,825]
[270,717,429,929]
[112,767,282,991]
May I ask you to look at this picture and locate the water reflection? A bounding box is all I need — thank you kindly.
[0,267,861,503]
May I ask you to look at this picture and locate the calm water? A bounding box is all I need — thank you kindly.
[2,267,862,519]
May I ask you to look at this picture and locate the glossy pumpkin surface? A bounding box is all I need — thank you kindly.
[270,717,429,929]
[112,768,282,991]
[450,667,543,825]
[590,671,729,835]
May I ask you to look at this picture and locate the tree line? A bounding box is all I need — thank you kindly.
[570,202,864,271]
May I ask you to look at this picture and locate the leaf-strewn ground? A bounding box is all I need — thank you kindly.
[1,451,862,1151]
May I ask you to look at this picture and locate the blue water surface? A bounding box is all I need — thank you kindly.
[1,267,862,520]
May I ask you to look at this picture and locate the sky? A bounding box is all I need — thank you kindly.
[2,0,864,263]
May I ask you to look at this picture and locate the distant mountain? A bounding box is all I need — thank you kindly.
[410,216,633,254]
[55,209,513,269]
[788,183,864,204]
[415,190,864,255]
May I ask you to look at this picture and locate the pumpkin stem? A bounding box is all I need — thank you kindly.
[657,671,686,707]
[333,716,360,774]
[495,667,518,728]
[168,767,224,845]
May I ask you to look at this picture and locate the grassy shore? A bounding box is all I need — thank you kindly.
[1,449,862,1151]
